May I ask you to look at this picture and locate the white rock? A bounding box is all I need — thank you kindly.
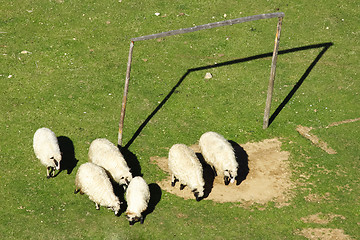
[204,72,213,79]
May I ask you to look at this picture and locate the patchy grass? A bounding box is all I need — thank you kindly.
[1,0,359,239]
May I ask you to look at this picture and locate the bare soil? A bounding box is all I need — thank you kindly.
[296,125,337,154]
[300,213,346,224]
[296,117,360,155]
[151,138,294,206]
[296,228,354,240]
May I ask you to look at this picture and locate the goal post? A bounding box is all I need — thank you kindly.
[118,12,284,146]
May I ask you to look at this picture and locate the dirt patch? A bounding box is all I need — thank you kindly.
[300,213,346,224]
[296,117,360,154]
[151,138,294,206]
[325,117,360,128]
[296,228,354,240]
[304,192,332,203]
[296,125,337,154]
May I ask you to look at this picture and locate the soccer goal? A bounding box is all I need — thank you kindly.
[118,12,285,146]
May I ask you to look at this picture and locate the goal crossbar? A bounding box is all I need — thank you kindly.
[118,12,284,146]
[131,12,284,42]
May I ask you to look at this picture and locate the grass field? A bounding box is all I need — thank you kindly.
[1,0,359,239]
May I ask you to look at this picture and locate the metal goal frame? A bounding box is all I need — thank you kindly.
[118,12,285,146]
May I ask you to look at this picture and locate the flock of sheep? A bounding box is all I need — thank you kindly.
[33,127,239,225]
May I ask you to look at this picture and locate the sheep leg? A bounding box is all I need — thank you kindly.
[95,203,100,210]
[74,188,84,195]
[46,167,53,179]
[140,215,144,224]
[224,176,230,185]
[114,209,119,216]
[171,174,177,187]
[194,191,201,202]
[180,184,186,190]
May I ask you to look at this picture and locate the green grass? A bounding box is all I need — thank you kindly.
[1,0,359,239]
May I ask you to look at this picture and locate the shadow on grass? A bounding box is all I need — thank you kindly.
[111,180,127,216]
[54,136,78,177]
[142,183,162,223]
[124,42,333,148]
[118,146,142,178]
[268,42,334,126]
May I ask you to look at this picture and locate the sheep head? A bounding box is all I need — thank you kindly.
[224,169,237,185]
[193,187,204,202]
[119,173,133,186]
[51,153,62,170]
[110,202,121,216]
[126,211,143,225]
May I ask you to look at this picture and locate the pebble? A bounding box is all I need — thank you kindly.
[204,72,213,79]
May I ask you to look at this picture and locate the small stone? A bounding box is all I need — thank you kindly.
[204,72,213,79]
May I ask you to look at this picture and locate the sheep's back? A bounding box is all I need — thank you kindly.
[126,177,150,213]
[33,127,61,166]
[199,131,237,172]
[88,138,130,180]
[168,144,204,188]
[76,163,117,206]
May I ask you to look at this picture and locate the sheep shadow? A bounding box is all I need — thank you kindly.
[196,153,216,199]
[228,140,249,185]
[111,180,127,216]
[118,146,142,178]
[142,183,162,223]
[54,136,78,177]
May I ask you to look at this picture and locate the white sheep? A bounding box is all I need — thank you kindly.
[199,131,238,185]
[74,162,121,215]
[33,127,62,178]
[168,144,205,201]
[88,138,132,188]
[125,176,150,225]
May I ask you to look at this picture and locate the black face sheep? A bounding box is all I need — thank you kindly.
[199,131,238,185]
[33,127,62,178]
[74,162,121,215]
[168,144,205,201]
[88,138,132,189]
[125,176,150,225]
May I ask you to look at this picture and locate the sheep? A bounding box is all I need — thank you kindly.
[199,131,238,185]
[125,176,150,225]
[88,138,132,189]
[168,144,205,201]
[33,127,62,178]
[74,162,121,215]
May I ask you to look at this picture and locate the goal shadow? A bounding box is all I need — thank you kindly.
[124,42,333,148]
